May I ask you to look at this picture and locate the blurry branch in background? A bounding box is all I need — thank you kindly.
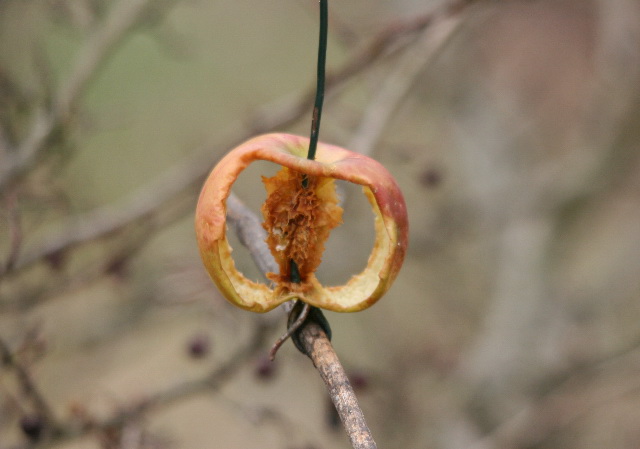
[0,337,58,439]
[2,192,21,273]
[249,0,477,132]
[348,8,463,155]
[9,152,206,274]
[0,318,274,448]
[48,319,273,445]
[294,0,359,46]
[2,224,164,312]
[470,333,640,449]
[0,0,158,191]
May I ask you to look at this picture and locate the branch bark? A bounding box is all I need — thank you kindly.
[298,322,377,449]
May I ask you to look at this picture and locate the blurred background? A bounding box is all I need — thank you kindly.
[1,0,640,448]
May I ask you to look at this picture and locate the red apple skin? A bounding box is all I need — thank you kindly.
[195,133,408,313]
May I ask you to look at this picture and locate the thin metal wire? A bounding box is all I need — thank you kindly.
[306,0,328,162]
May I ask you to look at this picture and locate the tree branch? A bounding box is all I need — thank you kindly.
[349,11,464,156]
[0,337,58,437]
[298,322,377,449]
[227,193,278,277]
[45,318,273,444]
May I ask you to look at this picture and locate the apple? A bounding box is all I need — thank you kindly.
[195,133,408,313]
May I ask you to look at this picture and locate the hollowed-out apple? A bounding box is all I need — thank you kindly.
[195,133,408,313]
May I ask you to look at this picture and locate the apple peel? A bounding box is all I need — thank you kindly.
[195,133,408,313]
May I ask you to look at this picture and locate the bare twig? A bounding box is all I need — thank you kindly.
[105,320,271,425]
[49,318,272,443]
[298,322,378,449]
[468,336,640,449]
[226,193,278,276]
[2,192,22,272]
[11,150,208,273]
[0,337,58,435]
[349,11,464,155]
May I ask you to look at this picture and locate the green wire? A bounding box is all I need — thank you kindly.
[306,0,328,162]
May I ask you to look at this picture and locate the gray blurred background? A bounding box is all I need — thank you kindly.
[1,0,640,448]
